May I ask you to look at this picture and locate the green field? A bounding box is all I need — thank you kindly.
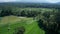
[0,16,45,34]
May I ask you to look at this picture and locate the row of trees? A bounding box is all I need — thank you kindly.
[0,8,41,17]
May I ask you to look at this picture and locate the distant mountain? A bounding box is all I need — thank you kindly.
[55,2,60,5]
[0,2,60,9]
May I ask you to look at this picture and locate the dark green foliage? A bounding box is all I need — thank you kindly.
[43,11,50,18]
[55,11,60,24]
[37,10,60,34]
[0,9,12,17]
[14,26,25,34]
[21,10,26,16]
[0,8,41,17]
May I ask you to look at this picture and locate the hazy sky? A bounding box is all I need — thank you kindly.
[0,0,60,3]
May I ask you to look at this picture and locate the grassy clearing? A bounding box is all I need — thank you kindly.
[0,16,45,34]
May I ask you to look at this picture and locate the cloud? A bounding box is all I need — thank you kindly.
[0,0,46,3]
[0,0,60,3]
[0,0,16,2]
[46,0,60,3]
[18,0,46,2]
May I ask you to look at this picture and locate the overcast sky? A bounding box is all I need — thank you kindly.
[0,0,60,3]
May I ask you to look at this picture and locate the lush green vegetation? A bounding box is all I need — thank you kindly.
[0,7,60,34]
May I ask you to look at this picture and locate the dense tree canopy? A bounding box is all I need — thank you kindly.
[37,9,60,34]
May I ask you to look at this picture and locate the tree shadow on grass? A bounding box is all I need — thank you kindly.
[14,26,25,34]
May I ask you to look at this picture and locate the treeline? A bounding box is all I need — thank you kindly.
[0,8,41,17]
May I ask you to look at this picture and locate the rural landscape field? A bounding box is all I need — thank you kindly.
[0,1,60,34]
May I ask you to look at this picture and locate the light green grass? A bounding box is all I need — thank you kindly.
[0,16,45,34]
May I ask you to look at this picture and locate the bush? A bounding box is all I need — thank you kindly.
[14,26,25,34]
